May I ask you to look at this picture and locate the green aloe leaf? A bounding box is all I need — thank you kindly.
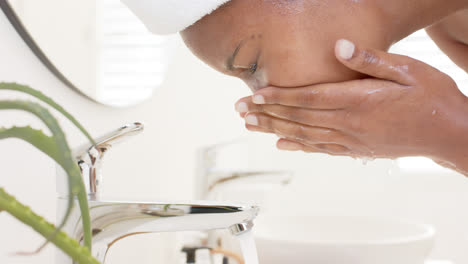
[0,82,95,145]
[0,100,92,251]
[0,126,60,162]
[0,188,99,264]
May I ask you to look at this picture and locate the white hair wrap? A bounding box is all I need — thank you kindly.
[121,0,232,35]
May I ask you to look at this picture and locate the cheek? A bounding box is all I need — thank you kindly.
[259,18,365,88]
[263,47,363,88]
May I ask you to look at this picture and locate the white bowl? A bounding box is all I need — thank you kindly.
[254,215,435,264]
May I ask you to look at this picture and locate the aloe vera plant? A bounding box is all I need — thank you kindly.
[0,82,99,263]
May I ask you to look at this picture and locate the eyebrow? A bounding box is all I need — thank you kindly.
[226,41,243,71]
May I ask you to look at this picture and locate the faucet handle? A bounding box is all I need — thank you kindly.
[63,122,144,199]
[78,122,144,157]
[96,122,143,147]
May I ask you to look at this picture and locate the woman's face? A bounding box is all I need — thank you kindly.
[181,0,391,91]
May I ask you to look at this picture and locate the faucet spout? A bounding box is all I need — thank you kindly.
[59,199,258,263]
[55,123,260,263]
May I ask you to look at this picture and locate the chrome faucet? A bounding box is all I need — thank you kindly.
[56,123,259,263]
[196,137,294,200]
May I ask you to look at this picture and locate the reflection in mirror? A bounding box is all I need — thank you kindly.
[1,0,174,107]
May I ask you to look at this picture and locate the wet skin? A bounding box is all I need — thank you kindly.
[180,0,468,176]
[181,0,391,91]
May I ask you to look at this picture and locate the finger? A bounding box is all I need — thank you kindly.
[236,102,262,118]
[245,112,352,145]
[236,96,262,118]
[245,124,292,140]
[235,96,252,113]
[261,105,346,130]
[251,84,362,109]
[235,99,263,114]
[245,123,273,134]
[237,99,346,129]
[335,39,417,85]
[276,139,351,156]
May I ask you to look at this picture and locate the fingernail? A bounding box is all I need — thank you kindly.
[245,115,259,126]
[337,39,355,60]
[277,140,301,151]
[252,95,265,104]
[235,102,248,113]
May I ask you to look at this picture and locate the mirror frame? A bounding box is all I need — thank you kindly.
[0,0,97,102]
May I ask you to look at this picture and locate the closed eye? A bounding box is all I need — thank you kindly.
[249,63,258,74]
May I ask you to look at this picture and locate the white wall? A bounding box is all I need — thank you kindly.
[0,8,249,263]
[10,0,98,96]
[0,8,468,264]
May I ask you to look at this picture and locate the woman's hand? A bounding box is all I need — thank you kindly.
[235,39,468,174]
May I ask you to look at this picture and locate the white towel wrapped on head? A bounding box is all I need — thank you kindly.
[121,0,231,35]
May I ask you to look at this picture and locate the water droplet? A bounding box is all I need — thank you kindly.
[367,88,383,95]
[359,157,374,165]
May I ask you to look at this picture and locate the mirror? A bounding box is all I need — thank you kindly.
[1,0,175,107]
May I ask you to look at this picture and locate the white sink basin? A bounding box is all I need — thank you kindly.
[254,215,435,264]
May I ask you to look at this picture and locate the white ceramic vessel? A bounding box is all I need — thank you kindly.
[254,215,435,264]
